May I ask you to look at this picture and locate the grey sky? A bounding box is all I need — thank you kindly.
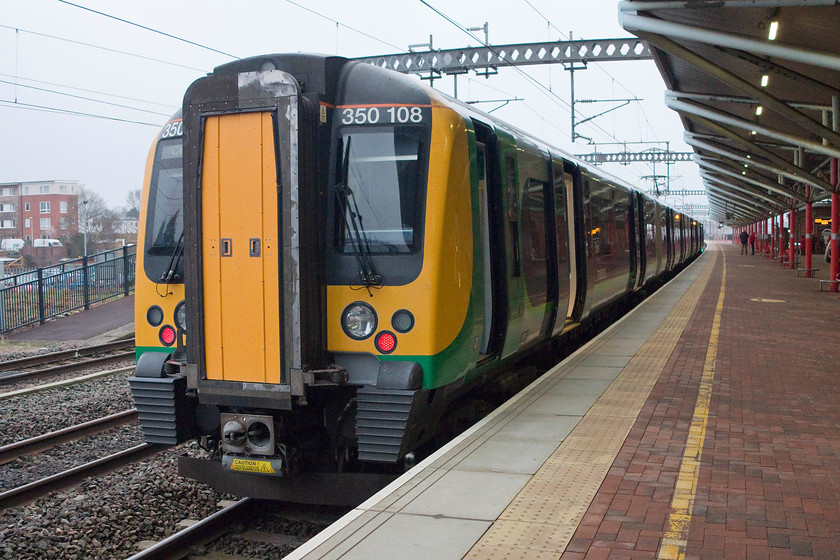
[1,0,702,209]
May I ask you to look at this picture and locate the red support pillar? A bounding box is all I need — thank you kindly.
[832,162,839,291]
[763,219,769,255]
[770,215,775,258]
[831,95,839,290]
[805,185,813,277]
[788,201,796,268]
[779,213,785,265]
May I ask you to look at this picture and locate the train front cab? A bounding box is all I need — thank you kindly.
[130,112,189,446]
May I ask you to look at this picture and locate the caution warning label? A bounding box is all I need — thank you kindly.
[229,458,275,474]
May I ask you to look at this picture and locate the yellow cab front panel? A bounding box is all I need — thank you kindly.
[201,112,282,383]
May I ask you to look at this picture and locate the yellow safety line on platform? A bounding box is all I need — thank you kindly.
[657,250,726,560]
[464,248,719,560]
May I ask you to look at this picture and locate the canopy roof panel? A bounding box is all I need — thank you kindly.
[620,1,840,225]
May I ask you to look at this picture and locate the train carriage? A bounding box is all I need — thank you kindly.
[129,53,702,502]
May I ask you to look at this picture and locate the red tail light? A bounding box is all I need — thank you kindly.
[375,331,396,354]
[159,325,176,346]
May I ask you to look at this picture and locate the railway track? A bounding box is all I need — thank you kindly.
[126,499,257,560]
[125,499,344,560]
[0,338,135,386]
[0,365,135,401]
[0,442,162,511]
[0,408,138,465]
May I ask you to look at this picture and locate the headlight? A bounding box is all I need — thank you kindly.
[174,300,187,332]
[341,302,377,340]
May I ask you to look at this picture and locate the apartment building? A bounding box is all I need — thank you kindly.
[0,180,83,242]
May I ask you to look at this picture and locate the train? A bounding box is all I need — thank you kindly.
[129,53,703,504]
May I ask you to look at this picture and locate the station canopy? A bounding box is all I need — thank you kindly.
[619,1,840,226]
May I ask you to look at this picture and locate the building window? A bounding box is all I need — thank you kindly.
[3,188,13,196]
[0,220,14,229]
[60,217,69,230]
[40,201,50,214]
[40,185,50,194]
[24,218,30,228]
[0,203,14,212]
[25,202,30,212]
[25,235,30,241]
[60,201,68,213]
[40,218,51,230]
[60,185,67,193]
[23,186,29,194]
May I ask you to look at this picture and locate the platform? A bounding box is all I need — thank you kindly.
[2,295,134,344]
[286,241,840,560]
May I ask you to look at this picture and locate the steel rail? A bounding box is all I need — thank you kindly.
[0,443,162,512]
[0,350,135,385]
[124,498,255,560]
[0,409,138,464]
[0,338,135,372]
[0,366,135,401]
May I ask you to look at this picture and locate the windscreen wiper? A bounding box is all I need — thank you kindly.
[335,136,381,290]
[159,231,184,283]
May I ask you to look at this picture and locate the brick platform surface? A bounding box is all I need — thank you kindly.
[561,242,840,559]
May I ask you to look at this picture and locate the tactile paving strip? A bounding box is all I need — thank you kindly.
[464,252,718,559]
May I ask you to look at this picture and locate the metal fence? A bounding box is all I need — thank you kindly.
[0,245,136,334]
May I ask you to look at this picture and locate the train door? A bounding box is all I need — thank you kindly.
[635,193,646,289]
[566,162,587,323]
[476,141,493,354]
[550,158,573,336]
[626,194,639,292]
[473,120,506,360]
[182,69,317,407]
[198,111,283,384]
[517,148,551,346]
[664,208,674,271]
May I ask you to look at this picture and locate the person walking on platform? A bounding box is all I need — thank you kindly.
[740,230,749,254]
[749,231,756,255]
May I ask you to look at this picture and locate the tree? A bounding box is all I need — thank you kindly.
[79,190,112,253]
[125,188,142,219]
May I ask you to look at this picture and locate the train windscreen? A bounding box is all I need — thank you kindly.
[143,138,184,282]
[334,127,425,255]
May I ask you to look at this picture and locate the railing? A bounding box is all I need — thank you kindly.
[0,246,135,334]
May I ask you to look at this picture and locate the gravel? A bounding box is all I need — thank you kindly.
[0,341,339,560]
[200,512,333,559]
[0,341,78,360]
[0,444,230,560]
[0,370,135,445]
[0,425,146,492]
[0,341,220,560]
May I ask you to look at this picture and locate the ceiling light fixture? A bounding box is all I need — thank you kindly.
[768,21,779,40]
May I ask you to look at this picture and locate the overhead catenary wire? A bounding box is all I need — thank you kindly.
[0,79,174,117]
[1,73,173,110]
[284,0,404,52]
[417,0,626,147]
[0,72,175,109]
[520,0,662,145]
[56,0,239,59]
[0,100,163,127]
[0,25,208,73]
